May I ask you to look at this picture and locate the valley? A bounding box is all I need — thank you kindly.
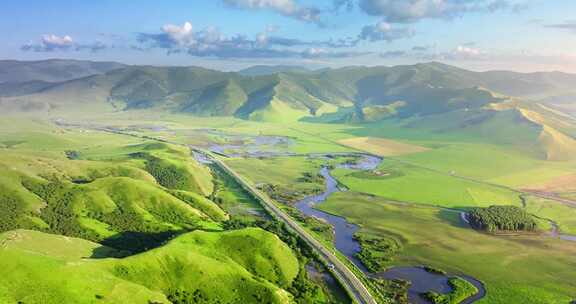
[1,60,576,304]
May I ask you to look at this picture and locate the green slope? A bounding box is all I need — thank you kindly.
[0,121,224,251]
[0,228,299,304]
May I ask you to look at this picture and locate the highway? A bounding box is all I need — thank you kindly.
[195,149,378,304]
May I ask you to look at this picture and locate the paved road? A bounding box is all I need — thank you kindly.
[195,149,378,304]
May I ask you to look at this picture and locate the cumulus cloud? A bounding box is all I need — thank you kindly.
[358,21,414,42]
[222,0,321,23]
[22,34,74,51]
[358,0,526,23]
[450,45,484,59]
[21,34,108,52]
[420,45,486,60]
[136,21,367,58]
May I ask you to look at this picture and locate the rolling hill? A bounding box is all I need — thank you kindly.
[0,228,299,304]
[0,59,125,83]
[1,60,575,160]
[2,61,574,120]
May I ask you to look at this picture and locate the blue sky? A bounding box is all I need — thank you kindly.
[2,0,576,72]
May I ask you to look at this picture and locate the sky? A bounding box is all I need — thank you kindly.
[2,0,576,72]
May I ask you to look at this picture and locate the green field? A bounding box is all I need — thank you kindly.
[2,109,576,304]
[319,192,576,303]
[332,160,523,208]
[524,195,576,235]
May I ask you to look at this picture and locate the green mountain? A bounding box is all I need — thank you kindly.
[0,59,125,83]
[3,61,576,121]
[1,60,575,160]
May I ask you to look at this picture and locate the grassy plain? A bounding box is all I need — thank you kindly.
[524,196,576,235]
[338,136,430,156]
[332,160,523,208]
[224,156,325,196]
[319,192,576,304]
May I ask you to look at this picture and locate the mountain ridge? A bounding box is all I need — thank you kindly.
[1,60,575,161]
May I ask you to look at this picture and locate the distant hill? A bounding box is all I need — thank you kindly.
[1,61,576,160]
[238,65,312,76]
[0,59,125,83]
[2,62,576,121]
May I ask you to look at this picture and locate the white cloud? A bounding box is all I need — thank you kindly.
[136,21,369,58]
[453,45,483,58]
[42,34,74,47]
[161,21,195,46]
[358,0,526,23]
[21,34,108,52]
[222,0,321,23]
[358,21,414,42]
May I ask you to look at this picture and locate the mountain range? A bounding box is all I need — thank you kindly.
[1,59,575,160]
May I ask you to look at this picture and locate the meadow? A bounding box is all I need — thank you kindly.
[332,160,523,208]
[3,111,576,303]
[319,192,576,304]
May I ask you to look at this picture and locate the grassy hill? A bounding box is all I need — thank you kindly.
[3,62,574,122]
[0,119,225,252]
[0,59,125,83]
[0,117,337,303]
[2,61,575,161]
[0,228,299,304]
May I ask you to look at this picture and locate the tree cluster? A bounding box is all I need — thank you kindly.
[131,152,193,191]
[0,192,26,232]
[468,205,537,233]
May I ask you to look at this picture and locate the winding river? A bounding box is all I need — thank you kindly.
[198,134,574,303]
[292,154,487,304]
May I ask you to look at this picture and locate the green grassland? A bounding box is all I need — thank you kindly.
[524,195,576,235]
[332,160,523,208]
[0,228,299,304]
[319,192,576,303]
[224,156,326,198]
[209,164,265,217]
[3,108,576,304]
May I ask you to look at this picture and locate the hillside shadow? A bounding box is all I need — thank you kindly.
[91,230,184,258]
[89,245,131,259]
